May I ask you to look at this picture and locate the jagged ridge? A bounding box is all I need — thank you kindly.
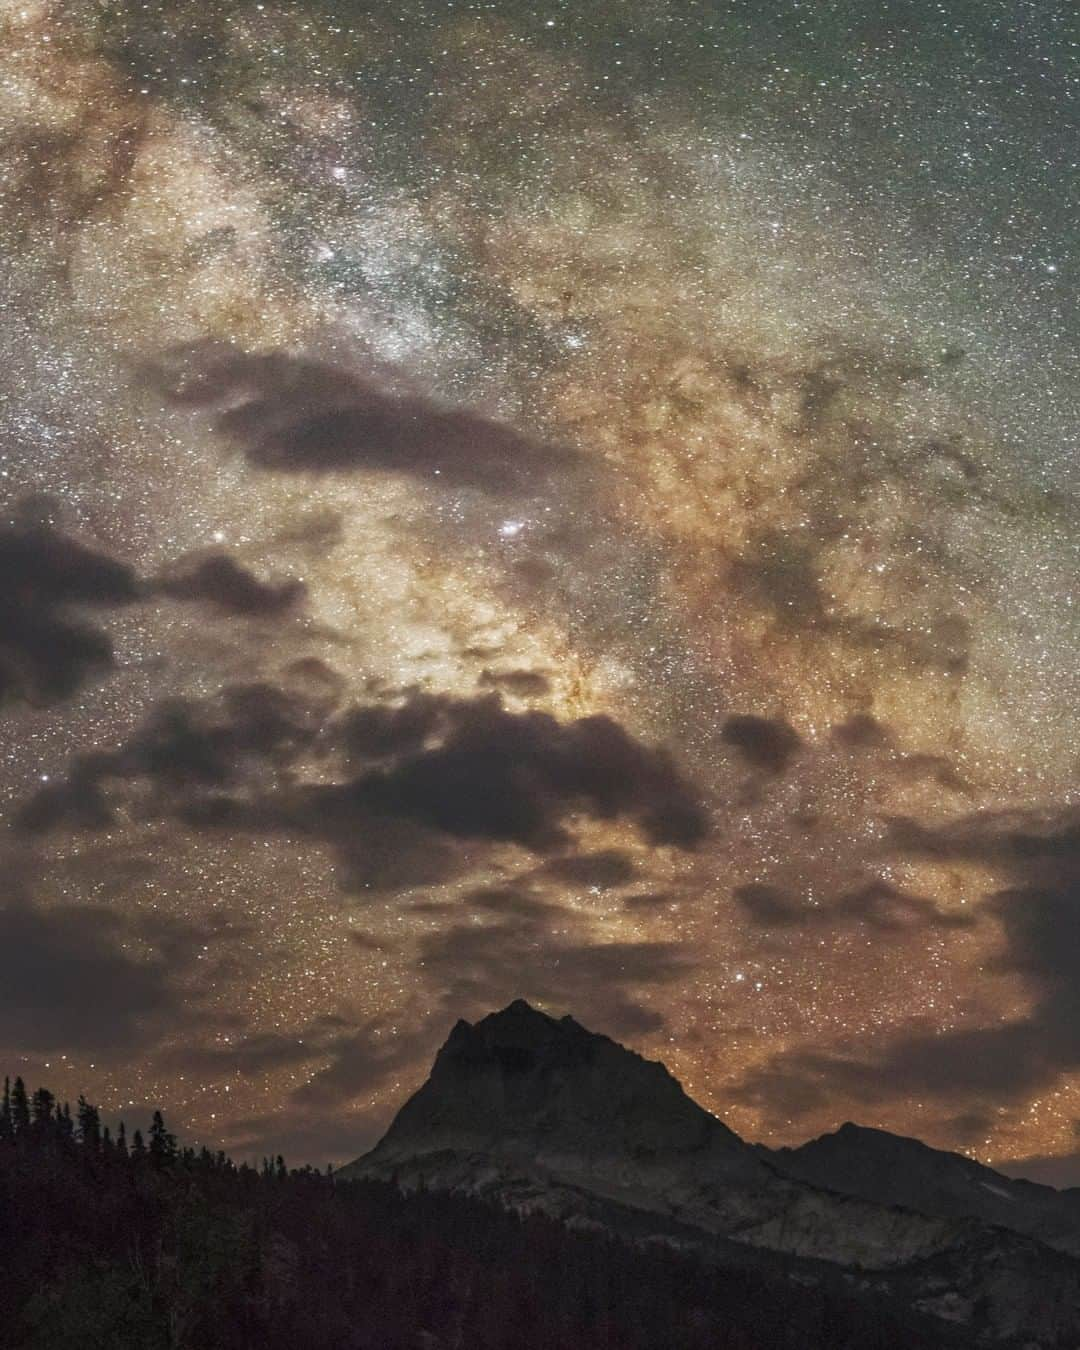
[767,1120,1080,1257]
[368,998,745,1160]
[340,1001,1080,1347]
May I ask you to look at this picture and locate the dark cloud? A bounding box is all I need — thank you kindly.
[734,1020,1047,1128]
[621,892,678,912]
[732,529,971,675]
[329,820,469,893]
[465,886,568,920]
[0,515,139,708]
[292,1021,427,1107]
[279,656,347,708]
[17,680,329,833]
[721,713,802,775]
[0,895,238,1053]
[838,880,974,930]
[938,1109,995,1145]
[333,694,707,851]
[336,691,452,763]
[270,508,345,550]
[0,515,314,713]
[895,753,972,794]
[539,848,637,889]
[162,1015,437,1163]
[155,550,306,616]
[143,341,575,496]
[206,692,707,857]
[735,808,1080,1123]
[17,772,114,834]
[733,883,806,927]
[886,808,1080,875]
[421,928,683,1042]
[157,1030,320,1077]
[478,668,552,697]
[826,713,971,796]
[734,878,974,932]
[830,713,894,750]
[998,1150,1080,1190]
[18,689,706,893]
[411,869,691,1042]
[348,930,396,952]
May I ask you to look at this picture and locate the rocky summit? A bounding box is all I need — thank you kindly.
[342,1001,1080,1347]
[361,998,745,1161]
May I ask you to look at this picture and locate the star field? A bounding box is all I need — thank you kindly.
[0,0,1078,1176]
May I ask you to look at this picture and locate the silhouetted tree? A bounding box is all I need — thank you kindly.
[77,1094,101,1149]
[0,1075,965,1350]
[148,1109,176,1168]
[31,1087,55,1134]
[10,1077,30,1135]
[0,1076,11,1141]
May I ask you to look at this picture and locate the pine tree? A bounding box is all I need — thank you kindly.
[58,1102,74,1143]
[0,1076,12,1141]
[131,1127,146,1159]
[76,1095,101,1149]
[31,1087,55,1135]
[275,1154,287,1180]
[148,1109,176,1168]
[116,1120,128,1157]
[11,1077,30,1136]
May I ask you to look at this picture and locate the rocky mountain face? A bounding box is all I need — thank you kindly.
[341,1001,1080,1346]
[766,1121,1080,1258]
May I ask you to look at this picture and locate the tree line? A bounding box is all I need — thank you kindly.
[1,1073,303,1180]
[0,1075,967,1350]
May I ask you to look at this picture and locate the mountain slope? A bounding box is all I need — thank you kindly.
[354,998,750,1168]
[342,999,962,1266]
[3,1105,968,1350]
[766,1121,1080,1258]
[341,1001,1080,1347]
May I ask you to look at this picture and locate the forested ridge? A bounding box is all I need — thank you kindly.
[0,1075,961,1349]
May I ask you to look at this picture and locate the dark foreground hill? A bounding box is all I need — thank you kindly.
[0,1088,954,1350]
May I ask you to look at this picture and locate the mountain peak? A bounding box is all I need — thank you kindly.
[500,997,546,1017]
[353,1002,744,1170]
[476,998,569,1035]
[339,1006,1080,1344]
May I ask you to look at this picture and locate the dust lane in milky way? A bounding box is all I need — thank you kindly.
[0,0,1078,1175]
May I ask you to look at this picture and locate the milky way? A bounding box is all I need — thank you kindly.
[1,0,1078,1176]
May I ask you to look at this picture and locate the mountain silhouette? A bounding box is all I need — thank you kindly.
[342,1001,1080,1345]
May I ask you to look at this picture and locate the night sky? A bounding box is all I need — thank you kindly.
[1,0,1078,1178]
